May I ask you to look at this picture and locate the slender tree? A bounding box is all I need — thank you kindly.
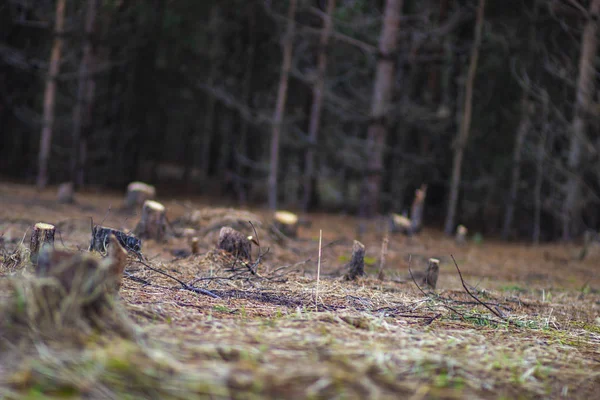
[363,0,403,217]
[199,5,221,186]
[562,0,600,240]
[268,0,297,210]
[443,0,485,235]
[71,0,98,187]
[302,0,336,211]
[502,95,531,240]
[37,0,67,189]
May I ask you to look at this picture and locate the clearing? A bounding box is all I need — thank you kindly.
[0,182,599,399]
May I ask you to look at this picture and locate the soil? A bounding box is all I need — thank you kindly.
[0,182,599,399]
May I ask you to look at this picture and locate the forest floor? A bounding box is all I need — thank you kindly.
[0,182,599,399]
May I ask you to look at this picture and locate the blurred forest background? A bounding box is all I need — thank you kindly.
[1,0,600,242]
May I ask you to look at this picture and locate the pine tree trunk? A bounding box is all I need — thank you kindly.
[443,0,485,235]
[302,0,336,212]
[235,4,257,204]
[71,0,98,187]
[199,5,221,186]
[37,0,67,189]
[502,95,531,240]
[533,94,550,245]
[363,0,403,217]
[562,0,600,240]
[268,0,297,210]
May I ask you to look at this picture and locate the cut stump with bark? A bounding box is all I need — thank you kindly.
[191,237,200,255]
[273,210,299,237]
[134,200,167,241]
[124,181,156,209]
[344,240,366,281]
[105,234,128,290]
[30,222,55,264]
[389,213,412,235]
[455,225,468,245]
[217,226,251,261]
[36,243,126,295]
[57,182,75,203]
[410,184,427,233]
[89,225,142,255]
[422,258,439,289]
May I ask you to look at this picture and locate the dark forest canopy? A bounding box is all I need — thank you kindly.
[1,0,600,242]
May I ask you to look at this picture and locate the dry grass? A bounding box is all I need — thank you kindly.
[0,182,599,399]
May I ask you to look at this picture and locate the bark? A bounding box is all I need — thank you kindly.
[343,240,366,281]
[71,0,98,187]
[502,96,531,240]
[37,0,66,189]
[89,225,142,254]
[30,222,56,264]
[533,94,550,245]
[562,0,600,240]
[443,0,486,235]
[235,4,257,204]
[199,5,221,186]
[268,0,297,210]
[426,0,450,105]
[363,0,403,217]
[217,227,252,261]
[302,0,336,212]
[134,200,167,241]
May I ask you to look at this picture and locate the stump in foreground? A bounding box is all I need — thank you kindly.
[344,240,366,281]
[30,222,55,264]
[124,181,156,209]
[57,182,75,203]
[89,225,142,255]
[217,226,251,261]
[36,239,126,294]
[134,200,167,241]
[273,210,299,237]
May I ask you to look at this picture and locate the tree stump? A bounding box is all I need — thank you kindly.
[124,181,156,209]
[134,200,167,241]
[30,222,55,264]
[410,184,427,233]
[190,237,200,255]
[455,225,468,245]
[89,225,142,255]
[105,234,128,290]
[36,243,125,295]
[57,182,75,203]
[422,258,439,289]
[344,240,366,281]
[273,210,299,237]
[389,213,412,234]
[217,226,251,261]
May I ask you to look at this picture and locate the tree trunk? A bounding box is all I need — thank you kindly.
[199,5,221,187]
[37,0,67,189]
[562,0,600,240]
[533,94,550,245]
[443,0,485,235]
[502,95,531,240]
[268,0,297,210]
[71,0,98,187]
[426,0,450,106]
[235,4,257,204]
[363,0,403,218]
[502,1,538,240]
[302,0,336,212]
